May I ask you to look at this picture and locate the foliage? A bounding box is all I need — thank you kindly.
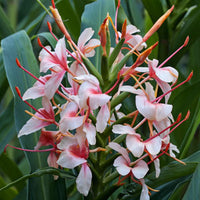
[0,0,200,199]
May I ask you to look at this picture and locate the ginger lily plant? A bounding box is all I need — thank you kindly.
[3,0,193,199]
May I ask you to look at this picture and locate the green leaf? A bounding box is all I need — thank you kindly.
[0,100,16,155]
[0,53,9,99]
[182,163,200,200]
[0,153,25,191]
[37,32,57,48]
[169,5,200,65]
[2,30,66,200]
[0,176,17,200]
[0,6,15,40]
[169,80,200,159]
[81,0,116,72]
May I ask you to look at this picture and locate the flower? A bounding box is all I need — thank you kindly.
[109,142,149,179]
[57,130,92,196]
[18,96,55,137]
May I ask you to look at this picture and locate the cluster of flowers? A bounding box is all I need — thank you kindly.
[13,1,191,199]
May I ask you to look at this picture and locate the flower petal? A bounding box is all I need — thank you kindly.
[126,135,144,157]
[18,112,51,137]
[145,136,162,155]
[114,156,131,176]
[59,115,84,133]
[76,163,92,196]
[45,71,65,99]
[132,160,149,179]
[112,124,137,135]
[96,104,110,133]
[57,149,86,169]
[140,179,150,200]
[83,123,96,145]
[78,28,94,49]
[108,142,130,163]
[136,95,172,121]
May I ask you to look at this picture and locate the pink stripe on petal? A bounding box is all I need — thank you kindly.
[45,70,65,99]
[18,115,51,137]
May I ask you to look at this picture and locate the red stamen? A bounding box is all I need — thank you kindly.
[158,36,189,68]
[47,21,58,41]
[144,113,181,143]
[51,0,55,9]
[105,79,120,94]
[163,110,190,140]
[16,58,45,84]
[153,71,193,103]
[4,144,55,153]
[37,37,56,59]
[15,87,40,114]
[147,143,170,165]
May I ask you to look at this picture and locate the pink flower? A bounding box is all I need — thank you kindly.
[57,131,89,169]
[135,59,178,103]
[57,131,92,196]
[39,37,68,73]
[76,74,111,133]
[77,28,100,57]
[22,75,51,100]
[109,142,149,179]
[18,96,55,137]
[120,83,173,121]
[59,101,85,133]
[118,24,147,51]
[112,125,162,157]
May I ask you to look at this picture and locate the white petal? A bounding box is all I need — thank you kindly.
[108,142,130,163]
[145,136,162,155]
[78,28,94,49]
[140,179,150,200]
[22,85,45,100]
[55,37,67,64]
[89,94,111,110]
[169,143,179,157]
[59,115,84,132]
[112,124,138,135]
[126,24,140,34]
[57,150,86,169]
[136,95,172,121]
[153,157,160,178]
[132,160,149,179]
[83,123,96,145]
[45,71,65,99]
[126,135,144,157]
[119,85,142,95]
[96,104,110,133]
[113,156,131,176]
[42,96,54,117]
[76,163,92,196]
[75,74,99,86]
[155,67,178,83]
[18,113,51,137]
